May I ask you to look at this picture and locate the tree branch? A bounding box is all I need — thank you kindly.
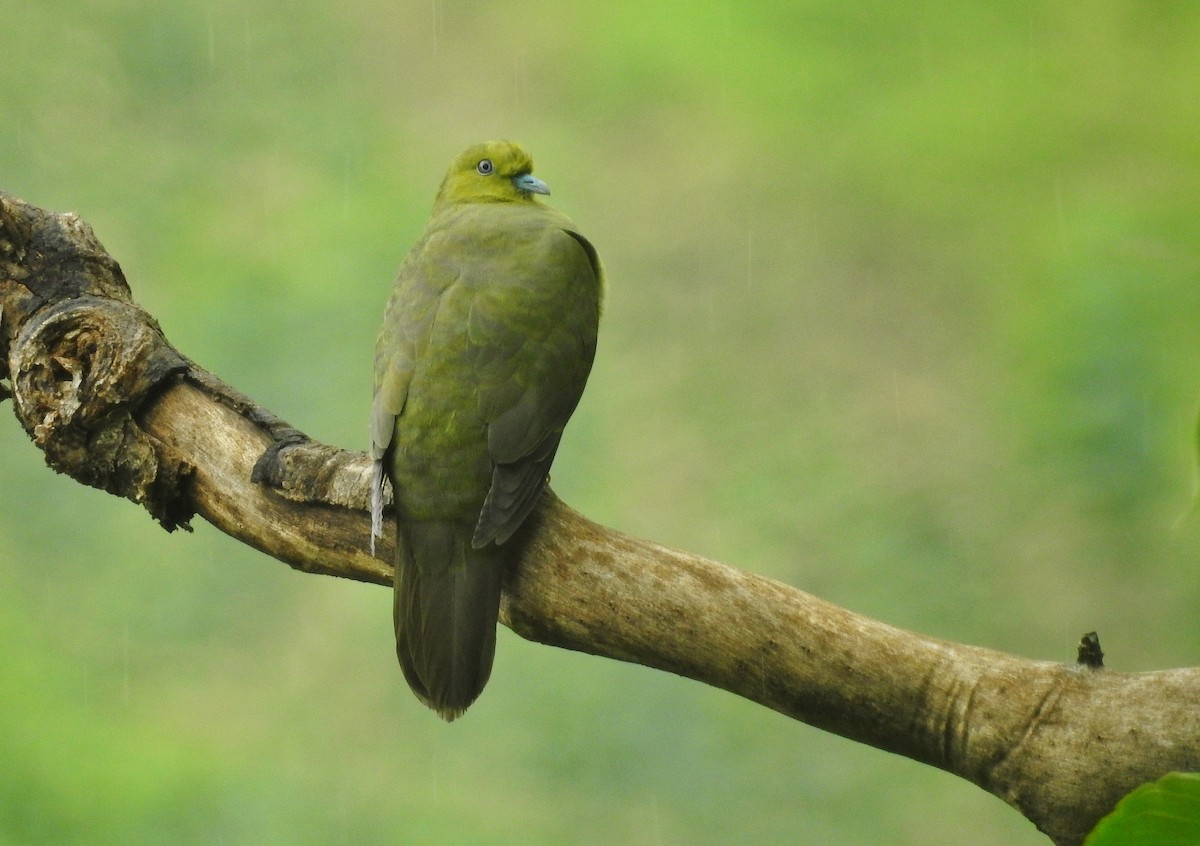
[2,191,1197,846]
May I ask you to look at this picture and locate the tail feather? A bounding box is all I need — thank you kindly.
[394,521,503,721]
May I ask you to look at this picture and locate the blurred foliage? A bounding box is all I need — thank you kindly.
[2,1,1199,844]
[1084,773,1200,846]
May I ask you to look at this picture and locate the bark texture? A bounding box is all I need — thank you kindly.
[2,191,1197,846]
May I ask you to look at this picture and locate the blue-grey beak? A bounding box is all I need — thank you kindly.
[513,173,550,196]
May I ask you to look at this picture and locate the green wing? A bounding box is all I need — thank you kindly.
[469,226,601,546]
[371,228,460,463]
[370,229,457,540]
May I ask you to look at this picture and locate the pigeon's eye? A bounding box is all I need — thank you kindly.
[476,159,494,175]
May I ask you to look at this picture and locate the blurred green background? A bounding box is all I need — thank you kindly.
[2,1,1199,844]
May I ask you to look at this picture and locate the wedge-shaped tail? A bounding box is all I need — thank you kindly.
[393,521,504,721]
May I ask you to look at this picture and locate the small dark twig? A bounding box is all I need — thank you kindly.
[1076,631,1105,670]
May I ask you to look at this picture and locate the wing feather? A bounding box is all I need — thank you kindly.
[470,223,601,545]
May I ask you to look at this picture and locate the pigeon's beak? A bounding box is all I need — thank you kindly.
[512,173,550,196]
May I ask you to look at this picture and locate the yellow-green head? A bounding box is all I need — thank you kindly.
[433,140,550,211]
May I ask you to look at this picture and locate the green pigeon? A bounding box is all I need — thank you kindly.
[371,141,602,720]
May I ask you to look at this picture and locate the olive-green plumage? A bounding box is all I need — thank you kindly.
[371,141,602,720]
